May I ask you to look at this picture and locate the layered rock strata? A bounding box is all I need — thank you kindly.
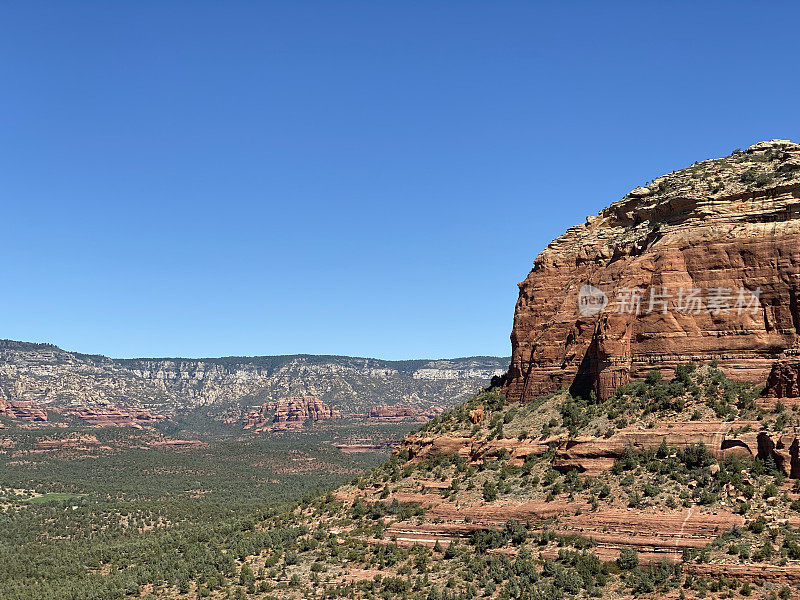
[367,404,444,422]
[243,397,341,432]
[0,397,47,422]
[404,421,800,479]
[764,359,800,399]
[505,140,800,402]
[62,406,165,428]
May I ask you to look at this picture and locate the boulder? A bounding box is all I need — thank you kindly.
[469,405,485,424]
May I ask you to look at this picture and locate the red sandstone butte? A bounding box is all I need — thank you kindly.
[504,140,800,402]
[243,396,340,432]
[151,439,207,449]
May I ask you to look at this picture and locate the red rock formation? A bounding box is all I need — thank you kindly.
[505,141,800,403]
[35,434,100,451]
[0,396,167,428]
[764,359,800,398]
[468,405,484,424]
[404,421,800,478]
[243,397,340,432]
[367,405,443,423]
[0,398,47,422]
[63,406,165,428]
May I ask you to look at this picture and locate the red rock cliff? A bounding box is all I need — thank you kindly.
[244,396,340,432]
[505,140,800,402]
[0,396,47,422]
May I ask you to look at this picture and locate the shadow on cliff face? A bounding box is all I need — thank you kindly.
[568,344,595,401]
[720,438,753,458]
[757,432,800,479]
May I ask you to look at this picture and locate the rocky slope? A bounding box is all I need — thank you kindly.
[205,364,800,599]
[505,140,800,403]
[0,340,507,418]
[0,397,47,423]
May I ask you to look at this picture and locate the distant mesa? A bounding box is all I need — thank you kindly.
[150,439,207,449]
[243,396,341,432]
[240,401,447,432]
[334,440,397,453]
[24,432,205,454]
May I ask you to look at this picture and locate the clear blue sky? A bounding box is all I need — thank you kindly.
[2,2,799,360]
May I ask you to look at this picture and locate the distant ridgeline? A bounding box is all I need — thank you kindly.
[0,339,508,420]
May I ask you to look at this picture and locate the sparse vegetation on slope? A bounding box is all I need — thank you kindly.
[5,363,800,599]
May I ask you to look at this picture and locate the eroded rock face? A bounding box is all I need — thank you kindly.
[62,406,166,428]
[0,397,47,422]
[244,397,341,432]
[367,405,443,423]
[404,422,800,478]
[505,141,800,402]
[764,359,800,398]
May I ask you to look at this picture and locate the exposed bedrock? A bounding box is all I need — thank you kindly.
[405,421,800,478]
[504,140,800,403]
[243,396,340,432]
[764,359,800,399]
